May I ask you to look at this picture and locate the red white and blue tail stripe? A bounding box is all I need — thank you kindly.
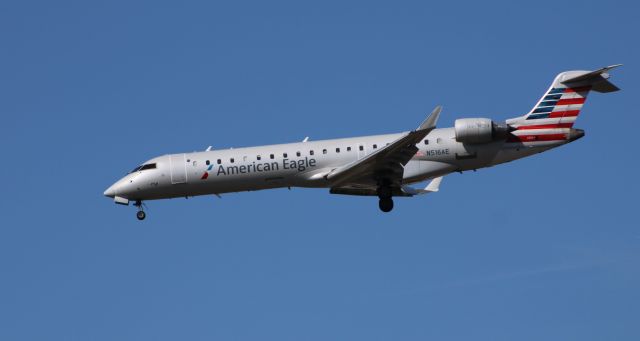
[506,66,620,144]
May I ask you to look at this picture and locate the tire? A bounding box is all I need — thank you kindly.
[136,211,146,220]
[378,198,394,212]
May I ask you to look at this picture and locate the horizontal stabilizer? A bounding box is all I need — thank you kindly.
[561,64,622,93]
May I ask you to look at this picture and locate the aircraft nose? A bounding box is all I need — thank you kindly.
[104,183,117,198]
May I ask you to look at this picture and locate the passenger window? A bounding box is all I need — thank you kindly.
[283,153,287,158]
[217,159,221,164]
[310,150,314,156]
[323,149,327,154]
[359,145,364,151]
[336,148,340,153]
[270,154,274,159]
[347,146,351,151]
[424,139,429,145]
[230,158,234,163]
[373,144,377,149]
[257,155,261,160]
[296,151,301,157]
[206,160,210,165]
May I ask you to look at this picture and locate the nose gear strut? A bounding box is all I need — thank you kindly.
[134,200,146,220]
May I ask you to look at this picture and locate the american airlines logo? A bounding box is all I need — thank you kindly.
[200,164,216,180]
[201,157,318,179]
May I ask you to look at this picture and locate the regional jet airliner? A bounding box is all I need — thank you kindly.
[104,65,621,220]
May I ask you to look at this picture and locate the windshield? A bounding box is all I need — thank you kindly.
[128,163,156,174]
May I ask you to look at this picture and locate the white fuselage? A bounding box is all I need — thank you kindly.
[104,126,576,202]
[103,65,620,218]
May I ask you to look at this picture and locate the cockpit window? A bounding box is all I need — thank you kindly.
[140,163,157,171]
[129,163,156,173]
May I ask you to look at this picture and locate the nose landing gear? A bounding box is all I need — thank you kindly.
[134,200,146,220]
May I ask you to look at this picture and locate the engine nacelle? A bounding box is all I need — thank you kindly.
[454,118,511,144]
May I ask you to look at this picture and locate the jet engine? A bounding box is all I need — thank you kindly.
[454,118,512,144]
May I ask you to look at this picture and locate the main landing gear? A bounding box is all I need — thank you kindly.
[377,185,394,213]
[378,197,394,212]
[134,200,146,220]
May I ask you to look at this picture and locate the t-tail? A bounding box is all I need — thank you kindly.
[506,64,621,144]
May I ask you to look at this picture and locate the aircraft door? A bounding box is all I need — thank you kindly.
[169,153,188,184]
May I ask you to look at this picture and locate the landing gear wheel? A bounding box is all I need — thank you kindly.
[379,198,394,212]
[134,200,146,220]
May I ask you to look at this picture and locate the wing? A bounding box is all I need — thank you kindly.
[330,175,445,197]
[326,106,442,189]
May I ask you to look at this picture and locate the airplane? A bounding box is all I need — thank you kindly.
[104,65,621,220]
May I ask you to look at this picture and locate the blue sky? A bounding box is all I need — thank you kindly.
[1,1,639,340]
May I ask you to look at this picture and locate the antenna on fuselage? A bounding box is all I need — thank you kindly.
[302,137,309,142]
[206,146,213,151]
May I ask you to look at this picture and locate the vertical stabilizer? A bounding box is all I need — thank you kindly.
[505,65,620,144]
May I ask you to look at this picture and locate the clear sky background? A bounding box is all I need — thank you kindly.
[1,1,638,340]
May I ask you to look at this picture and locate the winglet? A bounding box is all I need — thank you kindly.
[417,106,442,131]
[424,176,443,193]
[401,176,444,196]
